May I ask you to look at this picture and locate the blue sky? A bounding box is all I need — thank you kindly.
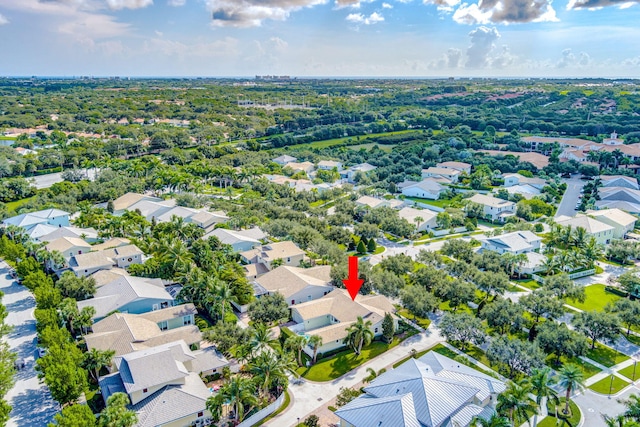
[0,0,638,77]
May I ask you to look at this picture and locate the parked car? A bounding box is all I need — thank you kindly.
[37,347,47,358]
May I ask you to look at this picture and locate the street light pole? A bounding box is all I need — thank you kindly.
[609,373,614,398]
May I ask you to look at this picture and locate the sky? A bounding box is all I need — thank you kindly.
[0,0,638,77]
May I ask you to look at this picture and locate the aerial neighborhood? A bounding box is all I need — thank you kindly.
[2,78,640,427]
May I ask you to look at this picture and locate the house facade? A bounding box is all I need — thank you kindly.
[468,194,516,222]
[253,265,333,306]
[555,214,615,245]
[400,179,444,200]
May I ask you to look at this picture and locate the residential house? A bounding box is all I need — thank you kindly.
[479,230,542,255]
[345,163,377,183]
[436,161,472,174]
[111,192,164,216]
[555,214,615,245]
[99,341,218,427]
[253,265,333,305]
[78,274,174,321]
[336,351,505,427]
[240,241,306,272]
[478,150,550,170]
[586,209,637,239]
[272,154,297,165]
[2,208,70,231]
[44,237,92,270]
[125,199,175,222]
[599,187,640,205]
[601,175,639,190]
[317,160,343,171]
[354,196,404,209]
[203,227,266,252]
[519,252,548,275]
[86,304,202,357]
[502,173,546,189]
[468,194,516,222]
[596,200,640,214]
[421,166,460,183]
[68,244,144,277]
[290,289,397,355]
[188,210,229,230]
[401,179,445,200]
[31,224,99,243]
[92,238,132,252]
[284,161,315,175]
[397,207,438,232]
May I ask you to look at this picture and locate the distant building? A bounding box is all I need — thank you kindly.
[479,230,542,255]
[240,241,306,272]
[555,214,615,245]
[586,209,637,239]
[401,179,445,200]
[2,208,70,231]
[397,207,438,232]
[436,161,472,174]
[354,196,404,209]
[317,160,343,171]
[272,154,298,165]
[468,194,516,222]
[601,175,639,190]
[253,265,333,305]
[203,227,266,252]
[421,166,460,183]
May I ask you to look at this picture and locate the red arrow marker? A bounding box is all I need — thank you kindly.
[343,256,364,301]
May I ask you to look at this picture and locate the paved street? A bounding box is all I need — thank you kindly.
[1,261,58,426]
[555,177,587,218]
[28,169,96,190]
[574,386,640,427]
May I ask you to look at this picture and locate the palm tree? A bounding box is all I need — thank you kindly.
[572,226,588,249]
[83,348,115,382]
[249,351,290,398]
[558,363,585,415]
[308,335,323,364]
[344,316,374,356]
[602,414,640,427]
[530,367,559,427]
[620,394,640,422]
[472,413,512,427]
[207,376,257,422]
[496,379,537,426]
[99,392,138,427]
[249,323,276,357]
[285,334,309,367]
[583,237,604,269]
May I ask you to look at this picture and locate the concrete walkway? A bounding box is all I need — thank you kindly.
[266,319,445,426]
[0,261,58,426]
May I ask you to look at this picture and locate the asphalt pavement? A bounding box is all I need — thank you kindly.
[1,261,58,426]
[555,177,587,218]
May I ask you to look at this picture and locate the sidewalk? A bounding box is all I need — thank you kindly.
[266,321,444,426]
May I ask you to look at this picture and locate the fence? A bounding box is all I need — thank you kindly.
[236,391,286,427]
[532,268,596,284]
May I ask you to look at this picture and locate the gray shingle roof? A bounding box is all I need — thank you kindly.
[116,343,190,394]
[336,393,421,427]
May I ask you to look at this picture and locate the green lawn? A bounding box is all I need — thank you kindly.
[545,355,601,379]
[348,143,397,152]
[619,362,640,381]
[397,309,431,329]
[586,344,630,368]
[406,197,453,208]
[539,398,581,427]
[295,339,399,381]
[589,375,630,395]
[5,196,35,212]
[305,129,422,149]
[565,284,621,312]
[513,279,541,290]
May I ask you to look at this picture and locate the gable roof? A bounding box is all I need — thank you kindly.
[601,175,639,189]
[77,275,172,319]
[44,236,92,254]
[2,208,69,229]
[204,227,263,247]
[586,208,637,228]
[32,225,98,242]
[437,161,471,171]
[351,163,377,173]
[600,187,640,204]
[423,166,461,177]
[241,241,305,263]
[86,305,201,357]
[481,230,541,252]
[112,192,163,212]
[397,207,437,225]
[92,238,131,251]
[469,193,515,209]
[596,200,640,214]
[403,179,445,194]
[254,265,332,299]
[355,195,388,209]
[555,214,615,234]
[272,154,297,164]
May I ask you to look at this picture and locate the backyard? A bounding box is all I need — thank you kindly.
[565,284,621,312]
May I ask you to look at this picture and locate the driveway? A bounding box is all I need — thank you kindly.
[555,177,587,218]
[0,261,58,426]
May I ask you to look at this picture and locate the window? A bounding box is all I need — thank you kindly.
[127,257,133,262]
[375,328,378,333]
[159,321,168,331]
[291,299,295,305]
[183,316,192,325]
[152,304,159,311]
[143,388,148,393]
[198,412,204,417]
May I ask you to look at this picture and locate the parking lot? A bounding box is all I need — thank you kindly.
[1,261,58,426]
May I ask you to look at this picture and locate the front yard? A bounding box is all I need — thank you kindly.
[589,375,630,395]
[565,284,621,312]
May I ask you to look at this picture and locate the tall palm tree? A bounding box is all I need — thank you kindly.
[344,316,374,356]
[308,335,323,364]
[602,414,640,427]
[496,379,537,426]
[285,334,309,367]
[249,351,290,398]
[249,323,276,357]
[207,376,257,422]
[583,237,604,269]
[572,226,588,249]
[83,348,115,382]
[472,413,512,427]
[558,363,585,415]
[530,367,559,427]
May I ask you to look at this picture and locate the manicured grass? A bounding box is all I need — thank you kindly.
[540,398,581,427]
[545,355,601,379]
[565,284,621,312]
[438,301,472,314]
[513,279,541,290]
[406,197,453,208]
[397,309,431,329]
[295,339,399,381]
[305,129,422,149]
[586,344,629,368]
[349,143,396,152]
[619,362,640,381]
[5,196,35,212]
[589,374,630,395]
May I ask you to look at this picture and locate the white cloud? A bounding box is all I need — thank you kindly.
[557,48,591,68]
[105,0,153,9]
[0,13,8,25]
[208,0,329,27]
[466,26,499,68]
[168,0,186,5]
[346,11,384,24]
[334,0,376,8]
[427,0,559,24]
[566,0,638,10]
[382,2,393,7]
